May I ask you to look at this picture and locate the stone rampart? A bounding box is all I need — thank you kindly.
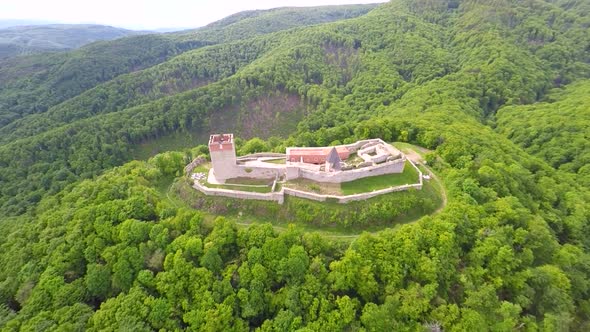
[299,158,405,183]
[283,188,327,202]
[282,183,422,203]
[193,181,284,204]
[237,153,286,161]
[192,158,423,205]
[285,166,300,180]
[184,156,206,174]
[343,139,381,154]
[337,183,422,203]
[192,138,426,205]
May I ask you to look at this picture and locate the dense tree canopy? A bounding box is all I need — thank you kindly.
[0,0,589,330]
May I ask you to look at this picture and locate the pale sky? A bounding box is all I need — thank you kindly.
[0,0,387,30]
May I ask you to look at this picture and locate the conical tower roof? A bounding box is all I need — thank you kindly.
[326,147,341,170]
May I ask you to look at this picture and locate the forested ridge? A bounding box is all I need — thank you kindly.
[0,4,375,128]
[1,0,590,330]
[496,81,590,183]
[0,24,146,60]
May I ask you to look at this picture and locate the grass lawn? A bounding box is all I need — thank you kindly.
[345,152,364,166]
[284,160,420,196]
[341,160,419,195]
[263,158,286,164]
[284,178,342,195]
[392,141,431,157]
[192,162,211,174]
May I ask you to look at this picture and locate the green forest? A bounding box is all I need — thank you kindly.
[1,0,589,330]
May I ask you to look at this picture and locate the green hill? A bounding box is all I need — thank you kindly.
[0,24,146,59]
[496,81,590,181]
[0,4,377,128]
[0,0,589,330]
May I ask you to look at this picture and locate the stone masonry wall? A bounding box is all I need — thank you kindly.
[193,138,426,205]
[282,183,422,203]
[237,153,286,161]
[282,187,327,202]
[299,158,405,183]
[191,159,424,205]
[284,159,423,203]
[193,181,284,204]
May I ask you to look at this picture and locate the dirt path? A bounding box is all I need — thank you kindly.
[428,166,448,215]
[402,150,448,215]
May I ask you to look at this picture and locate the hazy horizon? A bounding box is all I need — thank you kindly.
[0,0,387,31]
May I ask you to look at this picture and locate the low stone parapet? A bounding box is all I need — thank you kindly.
[283,187,327,202]
[184,156,206,175]
[236,153,286,161]
[192,175,422,205]
[299,158,405,183]
[192,181,284,204]
[282,183,422,204]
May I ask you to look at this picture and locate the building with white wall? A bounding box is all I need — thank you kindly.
[206,134,409,185]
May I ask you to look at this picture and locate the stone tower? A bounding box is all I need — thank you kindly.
[209,134,237,181]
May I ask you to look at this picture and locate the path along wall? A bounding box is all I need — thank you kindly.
[282,183,422,203]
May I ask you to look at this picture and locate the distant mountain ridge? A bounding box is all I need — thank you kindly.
[0,24,147,58]
[0,19,59,28]
[0,4,379,130]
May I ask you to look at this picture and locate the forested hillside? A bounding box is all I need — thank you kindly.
[0,4,375,129]
[0,24,145,59]
[1,0,590,330]
[496,81,590,184]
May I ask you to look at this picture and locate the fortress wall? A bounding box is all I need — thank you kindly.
[299,158,405,183]
[237,152,286,161]
[184,156,206,174]
[193,174,422,205]
[336,183,422,203]
[343,139,381,154]
[282,183,422,203]
[193,181,284,204]
[283,188,327,202]
[211,154,238,181]
[285,166,300,180]
[409,159,424,187]
[194,137,426,205]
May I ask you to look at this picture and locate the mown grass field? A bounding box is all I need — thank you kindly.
[284,160,420,195]
[341,160,419,195]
